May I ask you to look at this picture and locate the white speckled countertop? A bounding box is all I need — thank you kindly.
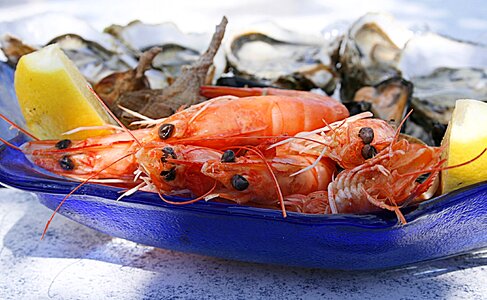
[1,1,487,299]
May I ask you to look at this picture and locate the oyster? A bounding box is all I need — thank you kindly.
[399,34,487,145]
[336,13,413,101]
[352,77,412,127]
[399,33,487,77]
[47,34,134,83]
[94,47,161,109]
[409,67,487,138]
[226,22,337,94]
[105,21,226,88]
[0,13,136,83]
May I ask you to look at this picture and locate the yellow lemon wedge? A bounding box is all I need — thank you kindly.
[441,99,487,193]
[14,44,114,140]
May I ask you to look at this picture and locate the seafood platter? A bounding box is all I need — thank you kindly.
[0,13,486,270]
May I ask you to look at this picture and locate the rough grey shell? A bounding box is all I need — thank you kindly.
[0,13,136,83]
[226,22,337,94]
[400,34,487,141]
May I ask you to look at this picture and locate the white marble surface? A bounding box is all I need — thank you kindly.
[0,188,486,299]
[1,0,487,299]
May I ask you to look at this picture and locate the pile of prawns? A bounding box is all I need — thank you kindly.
[2,85,480,238]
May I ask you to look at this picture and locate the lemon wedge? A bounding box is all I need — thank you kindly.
[441,99,487,193]
[14,44,114,140]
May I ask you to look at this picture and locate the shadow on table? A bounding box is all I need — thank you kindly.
[3,197,487,298]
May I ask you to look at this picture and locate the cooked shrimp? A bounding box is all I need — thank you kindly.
[142,92,349,149]
[20,132,144,184]
[272,112,396,169]
[327,139,444,222]
[136,142,336,209]
[281,140,445,218]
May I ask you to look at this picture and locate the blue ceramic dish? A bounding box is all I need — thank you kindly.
[0,62,486,270]
[1,134,487,270]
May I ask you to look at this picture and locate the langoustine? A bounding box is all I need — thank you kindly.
[141,87,349,148]
[272,112,396,169]
[282,139,445,222]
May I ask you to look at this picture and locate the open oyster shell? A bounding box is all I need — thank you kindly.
[399,34,487,144]
[0,13,136,83]
[226,22,337,94]
[399,32,487,77]
[407,67,487,144]
[337,13,413,101]
[352,77,412,127]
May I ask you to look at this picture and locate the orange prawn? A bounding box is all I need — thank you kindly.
[271,112,396,169]
[136,142,336,210]
[327,139,444,221]
[19,131,145,185]
[288,139,485,221]
[2,89,348,183]
[137,87,349,149]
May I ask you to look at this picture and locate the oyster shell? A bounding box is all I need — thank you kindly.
[0,13,112,47]
[47,34,134,83]
[399,33,487,77]
[336,13,413,101]
[226,22,337,94]
[0,35,36,67]
[399,34,487,145]
[352,77,412,127]
[410,67,487,130]
[0,13,136,83]
[105,21,226,88]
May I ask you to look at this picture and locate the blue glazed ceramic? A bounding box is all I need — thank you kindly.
[0,62,486,270]
[1,133,486,270]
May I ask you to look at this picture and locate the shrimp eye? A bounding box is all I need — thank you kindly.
[358,127,374,144]
[59,155,74,170]
[160,167,176,181]
[55,139,72,149]
[361,144,377,160]
[221,150,236,162]
[159,124,175,140]
[231,174,249,191]
[415,173,431,183]
[161,147,177,162]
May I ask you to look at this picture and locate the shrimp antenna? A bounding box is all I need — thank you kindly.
[0,136,22,151]
[88,85,142,147]
[389,109,414,152]
[400,148,486,177]
[400,148,486,209]
[0,113,39,140]
[158,180,217,205]
[232,145,287,218]
[41,151,136,239]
